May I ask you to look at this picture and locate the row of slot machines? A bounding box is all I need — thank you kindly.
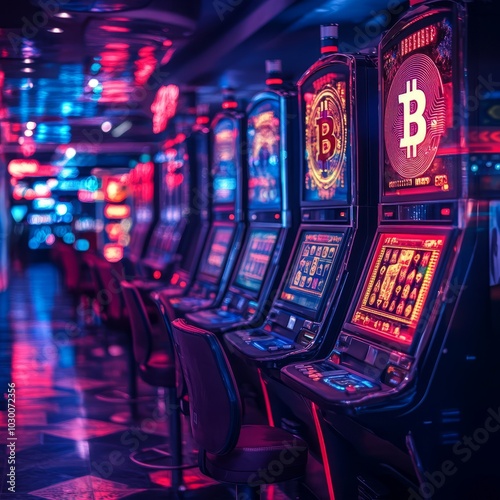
[51,0,499,496]
[144,1,499,498]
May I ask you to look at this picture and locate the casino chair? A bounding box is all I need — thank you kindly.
[171,318,309,499]
[120,281,196,489]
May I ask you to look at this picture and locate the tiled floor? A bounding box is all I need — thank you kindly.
[0,264,294,499]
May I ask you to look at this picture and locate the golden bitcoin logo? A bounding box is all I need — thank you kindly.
[306,86,347,198]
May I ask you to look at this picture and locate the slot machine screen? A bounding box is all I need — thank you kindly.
[161,144,188,224]
[130,161,154,224]
[247,99,282,210]
[281,231,344,312]
[350,233,446,346]
[234,229,279,294]
[301,64,350,204]
[381,10,460,200]
[199,226,235,280]
[212,117,238,205]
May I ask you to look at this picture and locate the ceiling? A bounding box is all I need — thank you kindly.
[0,0,409,154]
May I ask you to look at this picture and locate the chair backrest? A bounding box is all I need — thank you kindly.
[152,293,187,401]
[120,281,153,366]
[171,318,242,456]
[97,260,125,322]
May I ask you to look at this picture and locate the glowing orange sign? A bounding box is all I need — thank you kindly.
[8,159,40,178]
[104,178,128,202]
[103,244,124,263]
[104,204,130,219]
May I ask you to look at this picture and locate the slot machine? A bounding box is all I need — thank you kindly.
[125,158,154,271]
[182,60,299,332]
[140,130,190,279]
[281,1,500,497]
[152,105,212,290]
[162,91,246,314]
[225,26,378,366]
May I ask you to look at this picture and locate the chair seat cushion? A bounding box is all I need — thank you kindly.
[139,351,176,388]
[204,425,307,484]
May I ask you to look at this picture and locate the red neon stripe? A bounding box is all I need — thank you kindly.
[196,116,210,125]
[258,369,274,427]
[222,101,238,109]
[321,46,338,54]
[312,402,335,500]
[265,78,283,86]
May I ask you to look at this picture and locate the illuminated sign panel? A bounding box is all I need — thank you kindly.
[351,233,446,345]
[281,231,344,311]
[247,99,282,210]
[104,177,128,203]
[104,244,124,263]
[301,65,350,204]
[104,204,130,219]
[382,13,459,199]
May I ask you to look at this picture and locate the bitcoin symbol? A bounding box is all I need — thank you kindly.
[398,78,427,158]
[316,102,336,164]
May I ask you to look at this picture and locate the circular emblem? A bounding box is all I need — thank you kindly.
[306,86,347,197]
[384,53,446,179]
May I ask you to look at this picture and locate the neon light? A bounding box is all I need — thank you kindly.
[321,46,338,54]
[151,85,179,133]
[8,159,39,177]
[63,232,75,244]
[74,239,90,252]
[153,270,161,280]
[55,203,69,216]
[196,116,210,125]
[222,101,237,109]
[312,402,336,500]
[105,179,128,203]
[33,198,55,210]
[11,206,28,222]
[104,204,130,219]
[105,223,123,240]
[104,244,123,263]
[265,78,283,86]
[101,25,130,33]
[257,369,275,427]
[78,190,98,202]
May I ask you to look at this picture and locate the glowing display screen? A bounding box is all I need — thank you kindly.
[130,161,154,224]
[160,144,188,223]
[281,231,344,311]
[301,65,350,204]
[382,13,459,199]
[212,117,238,205]
[146,223,177,261]
[234,229,279,294]
[199,226,235,280]
[351,233,446,345]
[247,99,282,210]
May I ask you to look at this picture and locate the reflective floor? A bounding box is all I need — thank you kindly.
[0,264,293,499]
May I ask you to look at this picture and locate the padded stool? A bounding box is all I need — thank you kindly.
[121,281,196,490]
[171,319,308,499]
